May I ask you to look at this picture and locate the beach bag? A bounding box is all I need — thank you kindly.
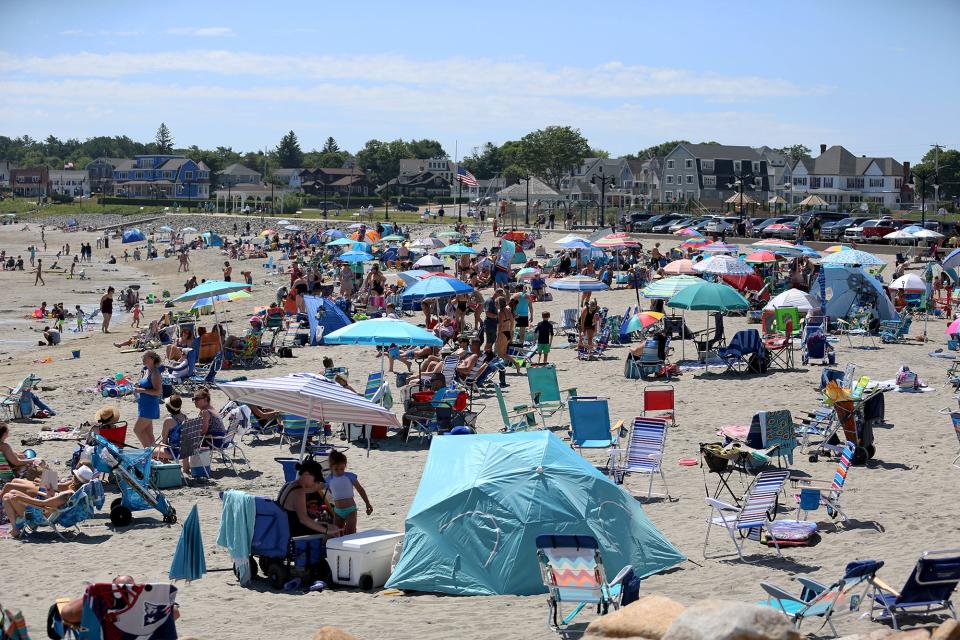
[747,351,769,374]
[895,366,919,390]
[624,357,641,380]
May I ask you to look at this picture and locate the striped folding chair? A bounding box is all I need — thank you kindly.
[793,442,854,529]
[439,355,460,388]
[704,469,789,562]
[364,371,385,402]
[609,416,670,501]
[952,411,960,469]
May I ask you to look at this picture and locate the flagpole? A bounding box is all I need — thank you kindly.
[455,140,462,223]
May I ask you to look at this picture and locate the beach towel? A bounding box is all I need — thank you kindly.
[216,490,255,585]
[78,583,177,640]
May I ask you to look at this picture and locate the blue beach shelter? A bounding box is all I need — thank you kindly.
[202,231,223,247]
[822,265,898,321]
[386,431,685,596]
[122,228,145,243]
[303,295,351,345]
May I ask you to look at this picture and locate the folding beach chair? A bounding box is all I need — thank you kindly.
[536,534,634,638]
[760,559,884,637]
[774,307,800,336]
[208,415,249,474]
[745,409,798,467]
[868,549,960,629]
[608,416,670,500]
[560,308,579,331]
[21,479,104,539]
[718,329,766,375]
[494,384,538,432]
[567,397,622,454]
[625,337,671,379]
[764,317,794,370]
[951,411,960,469]
[0,374,41,421]
[0,602,29,640]
[74,582,179,640]
[703,469,790,562]
[880,310,911,344]
[692,312,726,361]
[364,371,387,403]
[527,365,577,429]
[643,384,675,427]
[792,442,855,529]
[439,354,460,387]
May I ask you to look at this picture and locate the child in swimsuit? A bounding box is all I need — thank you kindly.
[325,450,372,535]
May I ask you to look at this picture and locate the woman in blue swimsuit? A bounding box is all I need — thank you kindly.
[133,351,163,447]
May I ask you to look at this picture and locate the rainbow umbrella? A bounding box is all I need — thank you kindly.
[593,233,640,249]
[190,290,251,310]
[516,267,541,280]
[258,229,275,237]
[625,312,664,333]
[674,227,703,237]
[663,259,698,275]
[824,245,850,254]
[681,238,710,249]
[699,242,738,254]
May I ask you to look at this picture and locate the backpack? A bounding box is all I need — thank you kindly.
[748,351,769,374]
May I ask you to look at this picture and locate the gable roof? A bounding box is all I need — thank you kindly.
[675,143,763,161]
[792,146,903,177]
[219,163,260,176]
[271,168,303,177]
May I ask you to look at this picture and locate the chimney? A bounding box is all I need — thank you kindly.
[903,161,911,183]
[819,144,827,154]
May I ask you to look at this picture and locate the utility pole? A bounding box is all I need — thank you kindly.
[932,143,942,215]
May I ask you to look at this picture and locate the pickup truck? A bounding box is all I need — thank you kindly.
[860,218,909,242]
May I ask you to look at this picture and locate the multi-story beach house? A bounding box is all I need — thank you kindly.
[789,144,907,210]
[112,155,210,199]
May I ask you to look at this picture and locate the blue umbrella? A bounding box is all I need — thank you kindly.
[437,244,478,256]
[324,318,443,347]
[326,237,356,247]
[338,251,375,263]
[401,276,474,301]
[169,504,206,582]
[556,238,593,249]
[943,247,960,270]
[548,275,609,292]
[820,248,885,267]
[174,280,251,303]
[322,229,346,239]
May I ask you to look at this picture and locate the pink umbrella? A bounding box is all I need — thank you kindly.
[663,259,698,275]
[946,318,960,335]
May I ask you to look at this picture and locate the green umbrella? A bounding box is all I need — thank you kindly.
[667,281,748,311]
[641,275,701,300]
[381,234,405,242]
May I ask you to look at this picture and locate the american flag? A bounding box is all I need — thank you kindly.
[456,166,478,187]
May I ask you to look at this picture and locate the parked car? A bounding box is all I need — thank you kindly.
[860,217,907,242]
[395,202,419,212]
[669,217,705,233]
[704,216,739,235]
[750,216,793,238]
[820,216,870,241]
[638,213,685,233]
[651,215,690,233]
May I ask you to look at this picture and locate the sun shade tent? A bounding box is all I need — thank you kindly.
[386,431,684,596]
[822,266,898,321]
[122,228,145,243]
[763,288,822,313]
[303,295,352,345]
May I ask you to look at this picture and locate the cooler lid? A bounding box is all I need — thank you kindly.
[325,528,403,550]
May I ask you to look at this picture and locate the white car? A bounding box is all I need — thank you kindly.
[704,217,738,234]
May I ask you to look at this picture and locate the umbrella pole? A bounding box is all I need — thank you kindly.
[299,397,314,462]
[704,311,709,372]
[681,309,686,361]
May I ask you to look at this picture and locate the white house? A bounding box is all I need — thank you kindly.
[49,169,90,197]
[790,145,905,210]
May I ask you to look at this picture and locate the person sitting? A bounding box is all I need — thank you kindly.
[277,459,340,538]
[248,404,280,430]
[0,423,32,485]
[154,396,186,462]
[192,389,225,449]
[1,464,94,538]
[166,327,193,362]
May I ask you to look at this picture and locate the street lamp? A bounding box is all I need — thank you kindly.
[591,166,615,228]
[911,169,940,228]
[726,164,755,224]
[517,175,531,227]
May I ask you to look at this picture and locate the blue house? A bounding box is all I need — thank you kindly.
[112,155,211,200]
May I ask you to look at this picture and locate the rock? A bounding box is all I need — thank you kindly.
[585,594,686,639]
[933,621,960,640]
[662,600,801,640]
[312,627,359,640]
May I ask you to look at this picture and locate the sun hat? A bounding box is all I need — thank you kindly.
[249,315,262,325]
[73,464,94,484]
[95,405,120,424]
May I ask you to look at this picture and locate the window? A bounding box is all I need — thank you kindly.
[686,175,694,184]
[703,175,716,187]
[701,159,714,173]
[869,178,884,188]
[666,159,675,169]
[135,171,143,179]
[665,175,674,184]
[793,176,806,186]
[664,191,673,200]
[847,177,864,189]
[810,177,821,189]
[686,190,695,200]
[185,171,194,180]
[822,177,834,188]
[895,178,902,189]
[684,159,693,169]
[733,160,741,173]
[752,161,760,173]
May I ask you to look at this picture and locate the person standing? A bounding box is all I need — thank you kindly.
[534,311,554,365]
[33,259,45,286]
[100,287,114,333]
[483,290,500,353]
[133,351,163,447]
[222,260,232,282]
[513,287,533,342]
[29,245,36,267]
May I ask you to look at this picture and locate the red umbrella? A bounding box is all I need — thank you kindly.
[722,272,767,300]
[744,251,779,264]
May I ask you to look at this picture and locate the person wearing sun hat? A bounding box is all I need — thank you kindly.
[1,463,95,538]
[94,405,121,427]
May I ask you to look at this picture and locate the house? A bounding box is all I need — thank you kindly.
[218,163,262,187]
[558,158,635,205]
[10,167,49,197]
[270,168,305,189]
[0,161,12,188]
[382,172,452,198]
[789,144,906,211]
[49,169,90,197]
[399,158,454,183]
[112,155,210,199]
[86,157,128,194]
[756,147,793,204]
[660,144,770,206]
[307,168,377,197]
[626,157,662,206]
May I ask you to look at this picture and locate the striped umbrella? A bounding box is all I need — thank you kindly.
[681,237,710,249]
[693,255,755,276]
[641,275,702,300]
[625,311,664,333]
[823,245,850,254]
[819,248,885,267]
[190,290,251,310]
[674,227,703,237]
[592,233,640,249]
[699,242,738,254]
[749,240,807,256]
[548,275,609,292]
[219,373,401,460]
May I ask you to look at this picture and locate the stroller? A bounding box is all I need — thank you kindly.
[246,496,332,589]
[88,434,178,527]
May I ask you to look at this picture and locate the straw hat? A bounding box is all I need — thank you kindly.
[165,396,182,414]
[72,464,94,484]
[95,405,120,424]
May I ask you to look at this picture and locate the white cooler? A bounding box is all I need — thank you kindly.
[325,528,404,590]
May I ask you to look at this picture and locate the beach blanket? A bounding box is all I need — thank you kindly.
[20,428,82,446]
[717,425,749,441]
[79,583,177,640]
[676,356,726,371]
[872,379,936,393]
[217,490,255,586]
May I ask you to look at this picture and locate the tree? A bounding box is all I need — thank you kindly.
[276,130,304,168]
[628,140,690,161]
[321,137,340,153]
[913,147,960,200]
[155,123,174,154]
[774,144,812,163]
[517,126,591,190]
[356,139,414,185]
[408,138,446,159]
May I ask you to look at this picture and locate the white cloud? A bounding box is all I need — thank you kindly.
[166,27,235,37]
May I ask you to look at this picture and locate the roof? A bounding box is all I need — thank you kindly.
[497,177,561,200]
[158,158,189,171]
[328,175,370,187]
[318,167,363,176]
[272,168,303,177]
[219,163,261,176]
[792,146,903,177]
[674,143,764,161]
[401,171,451,187]
[114,159,137,171]
[89,157,128,166]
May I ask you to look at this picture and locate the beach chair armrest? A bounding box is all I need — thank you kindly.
[561,387,578,398]
[609,564,633,587]
[869,577,902,598]
[508,408,537,419]
[796,578,828,597]
[705,497,739,512]
[790,477,834,488]
[610,419,624,436]
[760,582,801,609]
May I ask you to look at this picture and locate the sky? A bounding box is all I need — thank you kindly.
[2,0,958,164]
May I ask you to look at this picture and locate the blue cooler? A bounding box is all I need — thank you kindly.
[275,457,300,482]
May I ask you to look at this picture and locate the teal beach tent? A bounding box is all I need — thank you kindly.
[386,431,685,596]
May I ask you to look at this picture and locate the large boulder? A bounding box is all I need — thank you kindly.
[662,600,801,640]
[585,594,686,639]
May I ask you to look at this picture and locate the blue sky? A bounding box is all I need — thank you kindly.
[1,0,958,163]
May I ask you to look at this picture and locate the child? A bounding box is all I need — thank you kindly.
[325,450,372,535]
[534,311,554,365]
[131,302,142,328]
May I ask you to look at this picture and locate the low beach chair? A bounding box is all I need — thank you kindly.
[745,409,798,467]
[868,550,960,629]
[527,365,578,429]
[560,308,579,331]
[21,479,104,539]
[608,416,670,500]
[703,469,790,562]
[692,312,726,361]
[75,582,179,640]
[536,534,634,638]
[567,397,622,454]
[718,329,766,375]
[494,384,538,432]
[774,306,801,336]
[208,417,249,474]
[364,371,386,403]
[792,442,855,529]
[764,317,794,370]
[278,414,321,450]
[760,559,884,637]
[643,384,675,427]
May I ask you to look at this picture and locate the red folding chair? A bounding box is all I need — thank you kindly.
[643,385,675,427]
[94,421,129,448]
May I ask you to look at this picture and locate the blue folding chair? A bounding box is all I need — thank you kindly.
[869,550,960,629]
[719,329,766,374]
[567,397,622,453]
[22,479,104,539]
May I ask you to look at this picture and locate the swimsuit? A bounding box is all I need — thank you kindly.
[332,505,358,519]
[137,369,161,419]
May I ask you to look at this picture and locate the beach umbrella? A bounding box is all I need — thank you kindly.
[351,230,380,243]
[698,242,738,254]
[219,373,400,461]
[943,248,960,270]
[884,229,917,243]
[338,251,375,263]
[278,219,292,225]
[593,233,640,249]
[824,245,850,254]
[744,251,779,264]
[625,311,664,333]
[325,318,443,348]
[284,224,303,232]
[259,229,274,237]
[889,273,926,291]
[946,318,960,335]
[437,230,462,239]
[401,276,474,302]
[798,194,829,207]
[181,226,198,233]
[681,237,710,249]
[175,280,251,304]
[412,237,445,249]
[158,225,173,233]
[674,227,703,237]
[763,288,822,313]
[414,254,444,269]
[555,238,593,250]
[326,237,356,247]
[190,290,251,310]
[914,229,944,241]
[548,275,609,292]
[667,281,749,312]
[555,234,587,244]
[750,241,808,257]
[437,244,478,256]
[169,504,206,582]
[663,259,698,275]
[516,267,541,280]
[321,229,345,239]
[381,234,405,242]
[820,248,885,267]
[641,275,701,300]
[693,255,755,276]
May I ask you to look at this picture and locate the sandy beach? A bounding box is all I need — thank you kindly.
[2,217,957,640]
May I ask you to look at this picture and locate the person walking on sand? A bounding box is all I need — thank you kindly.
[100,287,114,333]
[222,260,232,282]
[34,259,45,286]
